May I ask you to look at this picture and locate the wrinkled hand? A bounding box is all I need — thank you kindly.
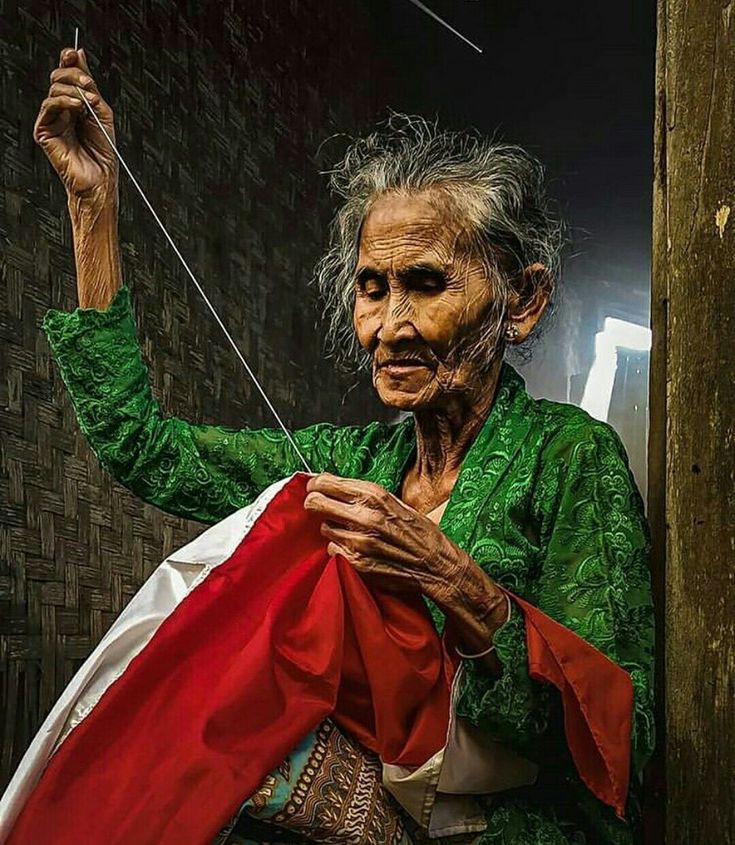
[303,473,506,635]
[34,47,118,203]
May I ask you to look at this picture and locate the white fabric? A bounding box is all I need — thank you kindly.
[383,660,539,837]
[425,498,450,523]
[0,475,294,843]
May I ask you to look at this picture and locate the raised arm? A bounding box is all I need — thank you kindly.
[44,284,346,523]
[33,46,351,523]
[33,46,122,310]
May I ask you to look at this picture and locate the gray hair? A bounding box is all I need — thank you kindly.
[313,113,564,372]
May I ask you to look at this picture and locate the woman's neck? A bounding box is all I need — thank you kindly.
[401,360,503,509]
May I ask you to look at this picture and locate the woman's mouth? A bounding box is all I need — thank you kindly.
[378,360,432,375]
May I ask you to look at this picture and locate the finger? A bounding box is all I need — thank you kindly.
[326,541,351,560]
[58,47,91,74]
[49,82,100,105]
[348,556,424,591]
[325,538,425,592]
[307,473,388,502]
[37,95,85,121]
[320,522,417,565]
[59,47,77,67]
[305,492,382,532]
[306,473,393,507]
[63,84,114,129]
[320,522,377,555]
[76,47,91,74]
[50,66,99,94]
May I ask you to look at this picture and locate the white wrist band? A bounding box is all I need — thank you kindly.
[455,593,512,660]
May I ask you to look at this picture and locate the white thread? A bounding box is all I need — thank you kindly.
[405,0,483,54]
[72,73,312,472]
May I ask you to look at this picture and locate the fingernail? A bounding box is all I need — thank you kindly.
[79,74,90,86]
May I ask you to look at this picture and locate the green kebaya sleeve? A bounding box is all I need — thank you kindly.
[455,419,656,787]
[42,285,347,524]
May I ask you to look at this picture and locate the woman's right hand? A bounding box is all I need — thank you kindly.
[33,47,118,206]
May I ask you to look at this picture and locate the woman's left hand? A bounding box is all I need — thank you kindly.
[303,473,508,642]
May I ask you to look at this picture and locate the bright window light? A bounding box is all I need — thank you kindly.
[580,318,651,422]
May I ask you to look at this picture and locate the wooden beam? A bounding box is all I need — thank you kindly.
[650,2,735,842]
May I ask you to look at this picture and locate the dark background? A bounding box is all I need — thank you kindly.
[373,0,655,491]
[0,0,655,794]
[377,0,654,315]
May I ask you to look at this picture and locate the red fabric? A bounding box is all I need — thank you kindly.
[7,473,633,843]
[509,591,633,819]
[8,474,455,845]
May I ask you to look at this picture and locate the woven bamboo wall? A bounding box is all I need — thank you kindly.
[0,0,387,787]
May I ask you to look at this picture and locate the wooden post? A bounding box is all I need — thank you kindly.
[650,2,735,842]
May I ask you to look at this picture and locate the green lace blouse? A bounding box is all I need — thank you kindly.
[42,285,655,845]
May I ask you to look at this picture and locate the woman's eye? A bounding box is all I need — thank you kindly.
[364,281,386,299]
[414,275,445,293]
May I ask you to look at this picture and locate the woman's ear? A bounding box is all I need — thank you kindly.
[505,263,553,343]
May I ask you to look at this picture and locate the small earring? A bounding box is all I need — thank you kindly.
[505,324,520,342]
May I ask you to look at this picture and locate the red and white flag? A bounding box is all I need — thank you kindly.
[0,473,633,844]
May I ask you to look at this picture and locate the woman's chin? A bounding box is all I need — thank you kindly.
[373,377,437,411]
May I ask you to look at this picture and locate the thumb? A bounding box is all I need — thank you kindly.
[76,47,91,74]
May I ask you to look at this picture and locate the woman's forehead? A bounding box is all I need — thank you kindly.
[359,191,470,265]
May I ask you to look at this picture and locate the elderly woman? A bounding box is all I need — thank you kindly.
[27,48,654,845]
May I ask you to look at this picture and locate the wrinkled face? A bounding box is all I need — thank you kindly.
[353,191,497,410]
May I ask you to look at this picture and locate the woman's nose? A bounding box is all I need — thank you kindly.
[377,296,417,343]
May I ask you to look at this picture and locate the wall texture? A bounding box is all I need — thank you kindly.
[0,0,388,787]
